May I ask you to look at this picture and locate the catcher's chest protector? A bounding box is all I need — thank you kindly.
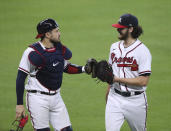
[29,42,65,90]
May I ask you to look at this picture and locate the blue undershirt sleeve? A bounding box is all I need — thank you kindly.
[16,70,28,105]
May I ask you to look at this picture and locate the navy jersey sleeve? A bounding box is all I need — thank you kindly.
[16,70,28,105]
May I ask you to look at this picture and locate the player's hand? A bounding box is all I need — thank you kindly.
[84,58,97,74]
[16,105,25,119]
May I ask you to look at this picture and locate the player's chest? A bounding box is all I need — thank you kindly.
[110,48,139,71]
[42,51,64,71]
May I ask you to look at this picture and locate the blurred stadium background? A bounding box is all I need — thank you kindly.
[0,0,171,130]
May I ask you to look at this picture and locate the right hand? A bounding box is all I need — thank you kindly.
[84,58,97,75]
[16,105,25,119]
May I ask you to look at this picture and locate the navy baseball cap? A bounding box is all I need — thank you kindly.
[112,14,138,28]
[36,18,59,39]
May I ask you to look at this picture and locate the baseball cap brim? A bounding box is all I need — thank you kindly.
[35,34,44,39]
[112,23,128,28]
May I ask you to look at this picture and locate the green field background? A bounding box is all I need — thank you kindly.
[0,0,171,130]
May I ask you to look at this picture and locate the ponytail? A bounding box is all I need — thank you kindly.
[131,25,143,38]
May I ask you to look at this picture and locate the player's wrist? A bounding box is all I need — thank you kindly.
[113,76,120,83]
[17,101,24,105]
[82,66,85,73]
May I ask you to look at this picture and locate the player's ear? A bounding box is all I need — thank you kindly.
[45,32,51,39]
[128,27,134,33]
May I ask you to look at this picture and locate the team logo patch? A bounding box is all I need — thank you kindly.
[111,53,138,71]
[53,62,60,66]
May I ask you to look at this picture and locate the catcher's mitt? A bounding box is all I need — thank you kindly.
[84,58,97,74]
[92,60,114,84]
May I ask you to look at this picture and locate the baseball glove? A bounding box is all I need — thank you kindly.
[10,115,28,131]
[92,60,114,84]
[84,58,97,74]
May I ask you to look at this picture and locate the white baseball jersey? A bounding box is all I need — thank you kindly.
[18,41,69,93]
[19,41,72,130]
[108,39,152,92]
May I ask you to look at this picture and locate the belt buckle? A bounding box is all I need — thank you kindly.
[49,90,57,95]
[49,90,56,94]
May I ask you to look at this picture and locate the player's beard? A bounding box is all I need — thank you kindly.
[118,29,129,40]
[50,38,61,46]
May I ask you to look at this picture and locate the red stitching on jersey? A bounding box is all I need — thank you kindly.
[118,41,128,91]
[119,42,122,55]
[143,93,148,130]
[122,42,142,92]
[118,42,122,90]
[125,42,142,57]
[26,93,36,131]
[123,67,129,92]
[18,67,29,74]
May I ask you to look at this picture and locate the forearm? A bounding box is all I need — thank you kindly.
[114,76,149,87]
[64,63,85,74]
[16,70,27,105]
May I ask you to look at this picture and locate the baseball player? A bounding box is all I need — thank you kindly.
[105,14,152,131]
[15,18,92,131]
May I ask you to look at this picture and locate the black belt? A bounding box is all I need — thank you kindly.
[27,90,57,95]
[114,88,143,97]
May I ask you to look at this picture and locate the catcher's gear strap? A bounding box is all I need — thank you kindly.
[29,42,72,61]
[37,127,50,131]
[61,45,72,60]
[16,70,28,105]
[28,51,44,67]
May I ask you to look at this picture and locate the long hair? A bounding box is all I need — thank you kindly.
[131,25,143,38]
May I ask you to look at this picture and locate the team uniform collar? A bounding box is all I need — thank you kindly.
[38,41,56,52]
[120,39,142,52]
[38,41,46,50]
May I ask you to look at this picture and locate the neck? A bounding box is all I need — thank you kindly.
[41,39,54,48]
[123,37,137,48]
